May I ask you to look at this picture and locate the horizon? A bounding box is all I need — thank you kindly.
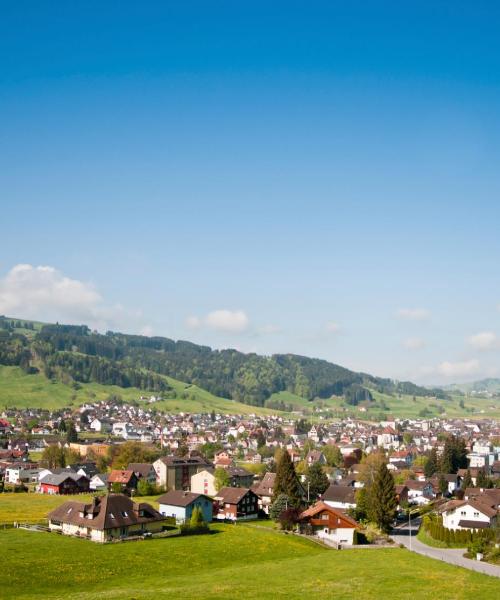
[2,3,500,385]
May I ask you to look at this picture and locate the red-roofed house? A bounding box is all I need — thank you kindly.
[299,501,359,546]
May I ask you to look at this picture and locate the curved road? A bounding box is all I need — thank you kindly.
[391,518,500,578]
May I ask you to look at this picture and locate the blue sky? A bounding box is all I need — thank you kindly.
[1,1,500,384]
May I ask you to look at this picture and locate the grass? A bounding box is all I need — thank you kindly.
[0,366,275,416]
[417,526,466,549]
[0,492,160,524]
[1,523,499,599]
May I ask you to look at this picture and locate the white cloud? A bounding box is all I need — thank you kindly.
[397,308,430,320]
[403,337,425,350]
[325,322,340,333]
[186,309,250,334]
[468,331,497,350]
[185,315,202,330]
[436,359,480,378]
[0,263,144,332]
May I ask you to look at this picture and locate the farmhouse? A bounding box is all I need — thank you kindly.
[157,490,213,523]
[39,473,90,495]
[108,470,138,494]
[214,487,259,521]
[299,501,359,546]
[47,494,166,542]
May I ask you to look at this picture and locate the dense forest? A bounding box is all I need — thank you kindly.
[0,316,447,406]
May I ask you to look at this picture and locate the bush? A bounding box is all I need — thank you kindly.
[278,507,301,531]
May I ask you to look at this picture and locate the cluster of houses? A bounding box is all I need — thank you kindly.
[2,403,500,545]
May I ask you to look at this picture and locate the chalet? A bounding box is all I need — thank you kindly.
[322,483,356,510]
[40,473,90,495]
[306,450,327,466]
[157,490,213,523]
[153,455,211,490]
[127,463,157,484]
[47,494,166,542]
[299,501,359,546]
[107,470,138,494]
[226,466,254,488]
[251,472,276,514]
[214,487,259,521]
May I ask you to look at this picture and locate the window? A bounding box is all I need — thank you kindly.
[473,512,479,518]
[67,508,72,514]
[109,513,115,519]
[121,511,128,517]
[460,511,466,516]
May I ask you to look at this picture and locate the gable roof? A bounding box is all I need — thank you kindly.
[322,484,356,504]
[215,487,255,504]
[127,463,155,477]
[157,490,211,507]
[40,472,88,486]
[108,470,135,484]
[299,501,359,528]
[47,494,165,530]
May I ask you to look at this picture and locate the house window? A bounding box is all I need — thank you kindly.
[121,511,128,517]
[109,513,115,519]
[473,512,479,518]
[460,511,466,516]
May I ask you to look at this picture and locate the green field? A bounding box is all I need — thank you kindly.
[1,494,498,598]
[1,522,499,599]
[0,366,275,415]
[288,389,500,420]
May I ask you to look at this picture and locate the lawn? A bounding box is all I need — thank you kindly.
[0,366,274,416]
[0,492,159,524]
[1,524,499,599]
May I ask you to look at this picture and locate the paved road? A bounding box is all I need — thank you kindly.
[391,518,500,578]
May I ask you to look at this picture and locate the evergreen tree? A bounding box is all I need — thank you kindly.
[439,439,454,474]
[214,467,230,492]
[273,449,302,507]
[305,462,329,501]
[461,469,473,490]
[424,448,438,478]
[269,493,291,520]
[367,462,397,533]
[66,421,78,443]
[438,474,448,496]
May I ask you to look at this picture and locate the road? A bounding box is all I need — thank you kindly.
[391,518,500,578]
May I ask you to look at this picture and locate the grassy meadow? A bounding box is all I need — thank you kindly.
[1,521,500,599]
[0,366,274,415]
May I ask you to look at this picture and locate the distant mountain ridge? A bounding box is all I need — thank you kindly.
[443,378,500,395]
[0,315,447,408]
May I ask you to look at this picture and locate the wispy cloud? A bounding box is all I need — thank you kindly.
[468,331,497,350]
[397,307,430,321]
[186,309,250,334]
[436,359,480,378]
[402,337,425,350]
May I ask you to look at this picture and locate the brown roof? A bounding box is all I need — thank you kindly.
[47,494,165,530]
[215,487,255,504]
[157,490,211,507]
[322,484,356,504]
[127,463,155,477]
[299,501,359,528]
[158,456,211,467]
[108,470,135,484]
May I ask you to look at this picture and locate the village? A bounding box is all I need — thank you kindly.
[1,397,499,569]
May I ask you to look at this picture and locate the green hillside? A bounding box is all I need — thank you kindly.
[0,366,274,415]
[1,524,498,599]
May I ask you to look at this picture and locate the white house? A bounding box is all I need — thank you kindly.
[299,502,359,546]
[406,480,434,505]
[441,498,497,531]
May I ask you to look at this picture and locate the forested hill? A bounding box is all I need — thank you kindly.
[0,316,447,407]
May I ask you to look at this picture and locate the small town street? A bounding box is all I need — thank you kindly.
[392,519,500,579]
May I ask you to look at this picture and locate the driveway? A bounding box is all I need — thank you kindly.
[391,518,500,578]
